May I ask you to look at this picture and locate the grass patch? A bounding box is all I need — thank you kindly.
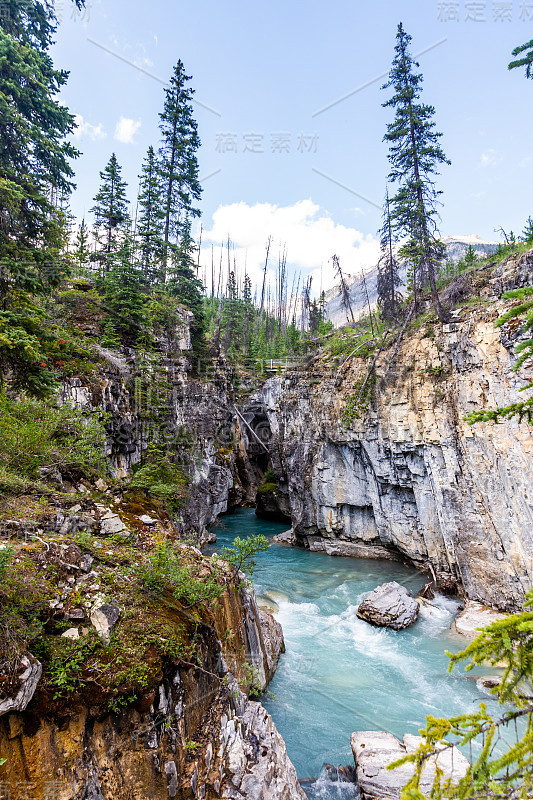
[0,393,107,495]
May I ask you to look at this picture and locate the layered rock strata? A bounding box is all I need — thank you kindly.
[252,252,533,610]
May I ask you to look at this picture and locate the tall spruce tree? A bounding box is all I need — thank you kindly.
[90,153,129,273]
[158,60,202,282]
[0,0,79,395]
[102,232,146,348]
[509,38,533,78]
[382,23,450,322]
[137,146,164,282]
[377,191,402,322]
[72,218,91,274]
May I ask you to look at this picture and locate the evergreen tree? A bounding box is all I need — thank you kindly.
[464,243,477,267]
[158,60,202,282]
[167,224,205,355]
[377,190,402,322]
[221,270,244,352]
[522,216,533,243]
[90,153,129,273]
[72,218,91,274]
[509,38,533,79]
[102,233,146,348]
[242,272,255,355]
[382,23,450,322]
[396,591,533,800]
[137,146,164,282]
[0,0,79,395]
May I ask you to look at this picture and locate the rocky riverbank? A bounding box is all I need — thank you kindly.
[0,494,302,799]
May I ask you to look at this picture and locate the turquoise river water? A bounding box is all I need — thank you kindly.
[209,509,493,799]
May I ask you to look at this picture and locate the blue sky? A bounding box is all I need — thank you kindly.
[52,0,533,290]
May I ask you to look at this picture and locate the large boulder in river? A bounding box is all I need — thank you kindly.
[357,582,419,630]
[351,731,469,799]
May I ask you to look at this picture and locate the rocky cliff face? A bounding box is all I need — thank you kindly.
[0,522,300,800]
[253,252,533,611]
[59,353,261,542]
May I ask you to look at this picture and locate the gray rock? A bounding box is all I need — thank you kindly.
[90,604,121,644]
[220,690,306,799]
[99,513,127,535]
[164,761,178,798]
[0,655,42,717]
[258,609,285,683]
[80,554,94,572]
[452,601,508,638]
[138,514,157,525]
[61,628,80,640]
[351,731,469,799]
[38,467,63,489]
[357,582,419,630]
[272,529,296,545]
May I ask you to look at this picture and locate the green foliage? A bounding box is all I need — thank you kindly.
[72,218,91,275]
[395,592,533,800]
[0,0,78,275]
[135,542,224,608]
[509,38,533,79]
[0,549,55,673]
[257,482,278,495]
[220,535,270,580]
[167,225,206,356]
[326,327,380,360]
[158,60,202,282]
[44,632,100,699]
[378,191,402,322]
[0,392,106,488]
[342,373,377,426]
[382,23,450,321]
[102,234,147,347]
[0,545,15,582]
[0,301,59,396]
[465,286,533,425]
[90,153,130,273]
[184,740,200,752]
[137,145,165,282]
[523,216,533,243]
[129,443,190,513]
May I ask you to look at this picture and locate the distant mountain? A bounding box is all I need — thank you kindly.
[324,235,498,328]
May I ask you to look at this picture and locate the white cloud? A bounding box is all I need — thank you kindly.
[480,149,499,167]
[73,114,106,141]
[114,116,142,144]
[199,200,380,296]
